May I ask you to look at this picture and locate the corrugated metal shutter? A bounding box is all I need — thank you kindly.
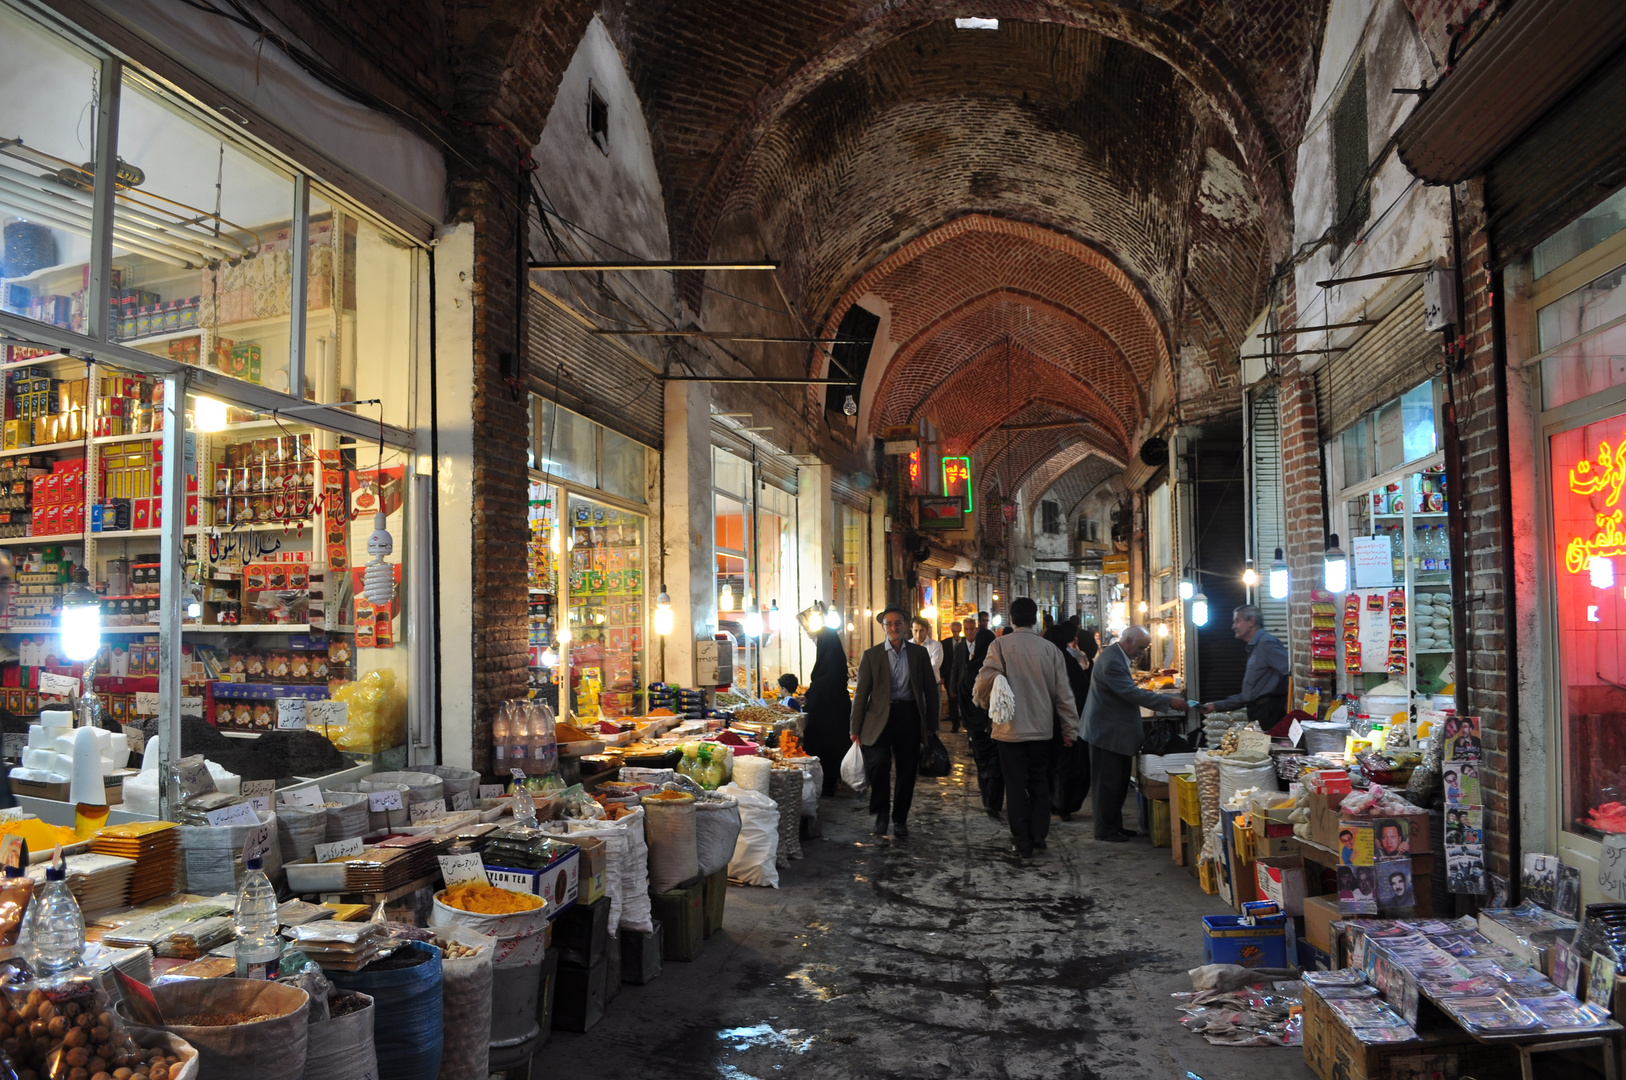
[1250,387,1288,639]
[832,476,871,511]
[1486,46,1626,266]
[526,300,664,450]
[709,424,799,494]
[1314,290,1440,442]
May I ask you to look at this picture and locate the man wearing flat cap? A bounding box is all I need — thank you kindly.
[850,605,939,838]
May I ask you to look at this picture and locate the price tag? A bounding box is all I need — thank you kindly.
[179,696,204,718]
[478,784,504,800]
[134,691,160,715]
[280,784,323,808]
[176,756,217,798]
[114,967,165,1028]
[313,837,364,863]
[37,672,79,696]
[241,779,276,813]
[241,823,272,865]
[451,790,472,811]
[1599,834,1626,901]
[0,835,24,871]
[1237,729,1272,758]
[1288,717,1305,747]
[121,724,146,756]
[276,698,308,731]
[409,799,446,823]
[2,733,24,761]
[309,700,348,728]
[437,852,488,888]
[205,802,261,827]
[367,789,403,812]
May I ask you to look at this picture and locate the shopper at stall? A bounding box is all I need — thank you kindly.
[851,607,939,838]
[1082,625,1189,842]
[778,672,803,710]
[1043,622,1091,821]
[1199,605,1289,729]
[962,612,1003,819]
[802,625,853,798]
[940,620,970,733]
[973,598,1078,858]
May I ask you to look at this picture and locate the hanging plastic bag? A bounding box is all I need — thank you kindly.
[840,741,868,792]
[918,733,951,778]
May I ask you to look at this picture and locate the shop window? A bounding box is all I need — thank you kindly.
[1534,187,1626,280]
[115,77,297,389]
[588,83,609,155]
[601,427,646,504]
[565,494,645,718]
[536,399,597,487]
[526,480,561,697]
[1550,415,1626,836]
[1041,500,1061,534]
[1536,263,1626,411]
[1330,60,1369,250]
[320,198,415,424]
[0,10,106,335]
[1149,483,1172,575]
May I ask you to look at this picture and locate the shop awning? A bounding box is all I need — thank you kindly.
[918,547,973,574]
[1396,0,1626,184]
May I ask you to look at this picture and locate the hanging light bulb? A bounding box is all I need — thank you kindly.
[193,396,228,433]
[1137,600,1148,614]
[557,627,572,645]
[743,609,763,638]
[918,606,933,620]
[990,614,1003,628]
[825,608,842,630]
[540,647,559,667]
[1242,560,1258,588]
[846,622,854,631]
[1191,592,1210,627]
[1324,533,1349,593]
[1155,622,1168,638]
[767,600,780,633]
[863,607,873,619]
[59,567,101,662]
[654,588,674,636]
[719,583,735,611]
[1269,547,1290,600]
[362,512,396,606]
[842,393,858,417]
[1178,576,1194,601]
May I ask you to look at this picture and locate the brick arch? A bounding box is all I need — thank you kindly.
[973,423,1126,542]
[1029,455,1125,530]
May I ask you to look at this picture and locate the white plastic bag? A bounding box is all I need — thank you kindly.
[840,742,868,793]
[989,674,1016,726]
[718,782,779,888]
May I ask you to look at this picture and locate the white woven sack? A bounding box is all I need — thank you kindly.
[718,782,779,888]
[693,797,742,878]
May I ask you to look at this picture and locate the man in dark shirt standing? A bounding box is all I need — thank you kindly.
[940,620,970,732]
[1201,605,1290,730]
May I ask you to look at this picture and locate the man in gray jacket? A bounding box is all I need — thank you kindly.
[850,606,939,839]
[1082,625,1190,842]
[972,597,1078,857]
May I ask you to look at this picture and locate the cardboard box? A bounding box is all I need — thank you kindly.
[1255,856,1307,917]
[1301,985,1518,1080]
[1303,893,1342,953]
[1307,791,1347,851]
[556,835,607,904]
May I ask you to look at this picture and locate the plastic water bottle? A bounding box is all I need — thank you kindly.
[492,703,511,770]
[510,701,532,774]
[528,700,558,777]
[26,862,84,983]
[234,856,281,980]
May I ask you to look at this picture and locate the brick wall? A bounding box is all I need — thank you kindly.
[1451,178,1513,882]
[1275,283,1332,694]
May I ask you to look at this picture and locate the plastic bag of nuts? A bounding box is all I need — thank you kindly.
[0,975,185,1080]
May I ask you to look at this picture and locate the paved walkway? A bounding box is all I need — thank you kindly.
[534,732,1318,1080]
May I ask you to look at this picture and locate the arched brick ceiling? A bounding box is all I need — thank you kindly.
[1030,454,1124,523]
[609,0,1326,272]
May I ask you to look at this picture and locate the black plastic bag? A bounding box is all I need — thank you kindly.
[919,733,951,777]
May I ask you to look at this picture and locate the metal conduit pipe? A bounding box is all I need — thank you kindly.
[0,186,188,267]
[0,163,247,261]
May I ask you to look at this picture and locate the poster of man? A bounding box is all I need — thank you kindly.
[1375,818,1410,858]
[1377,858,1415,915]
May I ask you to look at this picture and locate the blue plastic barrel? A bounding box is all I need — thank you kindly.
[327,940,444,1080]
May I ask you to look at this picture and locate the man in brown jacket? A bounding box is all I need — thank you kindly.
[850,605,939,838]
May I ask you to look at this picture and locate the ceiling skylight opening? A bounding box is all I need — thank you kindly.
[954,17,999,30]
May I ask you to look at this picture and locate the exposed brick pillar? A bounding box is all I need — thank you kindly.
[447,155,532,774]
[1452,180,1514,883]
[1278,347,1328,696]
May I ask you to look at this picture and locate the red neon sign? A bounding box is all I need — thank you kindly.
[908,448,920,490]
[942,456,972,510]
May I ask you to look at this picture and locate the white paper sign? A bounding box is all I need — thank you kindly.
[437,852,488,888]
[478,785,504,800]
[205,802,261,827]
[451,790,472,811]
[133,692,160,715]
[280,784,323,807]
[2,733,23,761]
[367,789,403,812]
[121,724,146,756]
[241,779,276,812]
[242,824,272,865]
[1352,535,1395,589]
[409,799,446,823]
[176,757,217,798]
[275,698,307,731]
[309,701,348,728]
[314,837,364,863]
[38,672,79,696]
[179,696,204,718]
[1599,834,1626,902]
[1288,717,1305,747]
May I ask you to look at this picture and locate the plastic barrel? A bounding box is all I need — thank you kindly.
[327,941,444,1080]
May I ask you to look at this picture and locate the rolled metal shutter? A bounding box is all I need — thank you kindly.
[1314,290,1440,442]
[526,299,664,450]
[1250,387,1288,639]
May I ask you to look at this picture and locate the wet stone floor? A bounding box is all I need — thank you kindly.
[534,733,1317,1080]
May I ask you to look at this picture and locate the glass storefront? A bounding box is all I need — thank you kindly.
[1323,379,1452,705]
[832,501,869,670]
[0,3,428,793]
[566,494,645,720]
[710,447,801,696]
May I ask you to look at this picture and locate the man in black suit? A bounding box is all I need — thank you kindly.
[940,620,970,732]
[849,606,939,839]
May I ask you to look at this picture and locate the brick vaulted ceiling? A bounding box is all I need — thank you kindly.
[598,0,1327,504]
